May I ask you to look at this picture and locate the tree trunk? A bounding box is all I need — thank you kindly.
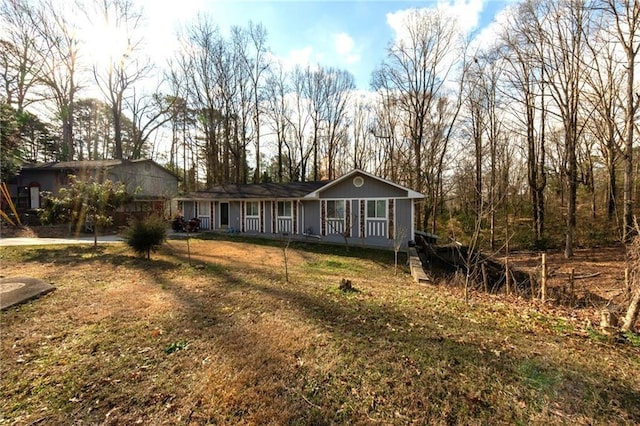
[607,138,617,221]
[621,286,640,332]
[565,130,577,259]
[623,48,635,241]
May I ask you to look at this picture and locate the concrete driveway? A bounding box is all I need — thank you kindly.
[0,235,123,246]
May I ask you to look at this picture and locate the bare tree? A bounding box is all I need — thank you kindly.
[127,87,174,159]
[164,58,198,191]
[303,66,327,181]
[243,22,270,182]
[0,0,45,112]
[604,0,640,241]
[351,94,375,171]
[177,15,227,186]
[463,57,487,227]
[372,8,464,232]
[287,66,312,181]
[264,62,291,182]
[510,0,593,258]
[583,17,625,224]
[370,82,403,182]
[501,0,549,246]
[322,67,355,180]
[89,0,152,160]
[33,0,83,161]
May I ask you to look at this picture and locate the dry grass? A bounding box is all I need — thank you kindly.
[1,235,639,425]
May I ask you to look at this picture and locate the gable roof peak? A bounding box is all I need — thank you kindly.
[303,169,424,199]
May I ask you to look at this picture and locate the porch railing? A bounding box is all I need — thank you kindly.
[245,217,260,232]
[325,218,345,235]
[276,218,292,234]
[366,219,387,238]
[198,216,211,230]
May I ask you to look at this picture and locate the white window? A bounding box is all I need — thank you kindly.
[367,199,386,218]
[277,201,292,217]
[246,201,259,217]
[327,200,345,219]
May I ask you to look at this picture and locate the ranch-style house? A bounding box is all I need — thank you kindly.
[174,169,424,249]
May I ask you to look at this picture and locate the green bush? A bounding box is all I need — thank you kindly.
[124,215,167,259]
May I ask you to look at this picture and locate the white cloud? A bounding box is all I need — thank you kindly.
[273,46,324,72]
[334,32,361,65]
[439,0,484,31]
[387,0,486,41]
[470,4,515,51]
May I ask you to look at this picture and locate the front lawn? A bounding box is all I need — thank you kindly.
[1,237,639,424]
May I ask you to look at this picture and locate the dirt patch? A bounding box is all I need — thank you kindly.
[509,247,628,309]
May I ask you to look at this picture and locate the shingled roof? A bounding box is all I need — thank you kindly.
[19,159,180,179]
[20,159,126,170]
[178,181,330,200]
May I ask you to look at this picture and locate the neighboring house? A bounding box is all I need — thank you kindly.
[9,159,179,222]
[175,169,424,249]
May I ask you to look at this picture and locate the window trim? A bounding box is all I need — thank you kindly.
[326,199,346,219]
[245,201,260,217]
[366,199,387,219]
[277,200,292,218]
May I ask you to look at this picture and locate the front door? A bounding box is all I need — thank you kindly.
[220,202,229,227]
[29,186,40,209]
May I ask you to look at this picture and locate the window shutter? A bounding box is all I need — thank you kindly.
[345,200,351,237]
[260,201,264,233]
[241,201,245,232]
[360,200,365,237]
[321,200,326,236]
[293,202,297,234]
[388,199,394,239]
[272,201,276,233]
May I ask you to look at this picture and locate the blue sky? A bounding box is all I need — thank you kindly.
[142,0,514,89]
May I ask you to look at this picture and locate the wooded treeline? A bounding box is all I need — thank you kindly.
[1,0,638,256]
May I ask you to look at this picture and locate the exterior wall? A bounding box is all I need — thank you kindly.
[264,201,273,233]
[110,162,179,198]
[319,173,407,199]
[308,196,414,249]
[178,197,415,249]
[12,161,179,214]
[16,170,62,193]
[394,199,414,242]
[172,171,421,249]
[229,201,242,232]
[301,200,321,235]
[12,170,65,209]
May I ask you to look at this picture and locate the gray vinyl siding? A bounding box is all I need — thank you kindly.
[172,170,421,250]
[319,173,407,199]
[117,162,179,197]
[229,201,242,231]
[264,201,273,233]
[301,200,321,235]
[395,199,413,240]
[351,199,359,238]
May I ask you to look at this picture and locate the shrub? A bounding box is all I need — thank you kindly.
[124,215,167,259]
